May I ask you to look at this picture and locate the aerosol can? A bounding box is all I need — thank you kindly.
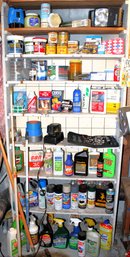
[69,218,82,250]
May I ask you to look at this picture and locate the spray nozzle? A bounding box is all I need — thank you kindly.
[53,218,64,227]
[70,218,82,226]
[30,215,36,224]
[84,218,96,228]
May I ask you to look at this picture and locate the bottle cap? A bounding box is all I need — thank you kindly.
[47,184,55,193]
[78,231,86,240]
[55,184,62,194]
[71,183,79,193]
[38,179,46,188]
[79,184,87,193]
[63,183,71,193]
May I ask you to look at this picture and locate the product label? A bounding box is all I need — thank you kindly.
[44,152,53,174]
[54,193,62,210]
[69,236,78,249]
[41,234,51,245]
[78,192,87,208]
[25,42,34,53]
[46,192,55,208]
[53,236,67,248]
[11,239,18,256]
[29,17,39,27]
[71,193,78,209]
[27,95,37,113]
[15,153,23,171]
[31,232,38,245]
[54,157,63,172]
[64,164,73,176]
[62,193,71,209]
[78,240,85,257]
[87,239,97,254]
[75,162,86,175]
[87,191,96,208]
[39,188,46,209]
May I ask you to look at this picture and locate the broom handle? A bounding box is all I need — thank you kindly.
[0,135,34,251]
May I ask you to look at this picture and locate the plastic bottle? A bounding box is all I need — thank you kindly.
[53,148,64,176]
[64,152,74,176]
[38,179,47,209]
[7,227,18,257]
[29,215,39,247]
[69,218,82,250]
[71,182,79,209]
[15,146,24,172]
[27,91,37,113]
[53,218,69,249]
[78,184,87,209]
[78,231,86,257]
[73,87,81,112]
[114,61,120,82]
[105,183,115,214]
[87,184,96,209]
[54,184,62,210]
[46,184,55,210]
[74,149,88,176]
[103,149,116,178]
[44,148,53,175]
[85,218,100,257]
[99,219,112,250]
[12,218,26,246]
[40,213,53,247]
[97,152,104,177]
[62,183,71,209]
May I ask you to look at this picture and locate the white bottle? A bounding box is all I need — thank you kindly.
[7,227,18,257]
[53,148,64,176]
[29,215,39,248]
[86,227,100,257]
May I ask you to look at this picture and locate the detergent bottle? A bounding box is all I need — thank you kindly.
[99,219,112,250]
[69,218,82,250]
[40,213,53,247]
[53,218,69,249]
[84,218,100,257]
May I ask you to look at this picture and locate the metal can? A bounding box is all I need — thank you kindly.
[58,32,69,44]
[57,44,68,54]
[46,43,57,54]
[48,32,58,44]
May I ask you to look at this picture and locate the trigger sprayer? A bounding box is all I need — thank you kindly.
[69,218,82,250]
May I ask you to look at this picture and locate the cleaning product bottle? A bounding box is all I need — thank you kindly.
[12,217,26,246]
[53,147,64,176]
[99,219,112,250]
[103,149,116,178]
[29,215,39,247]
[40,213,53,247]
[85,218,100,257]
[69,218,82,250]
[73,87,81,112]
[15,146,24,172]
[53,218,69,249]
[7,227,18,257]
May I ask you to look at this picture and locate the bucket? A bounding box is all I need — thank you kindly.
[25,121,42,142]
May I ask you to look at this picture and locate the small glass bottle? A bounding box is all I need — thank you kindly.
[97,152,104,177]
[69,60,82,80]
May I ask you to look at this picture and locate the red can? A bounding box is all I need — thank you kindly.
[114,62,120,82]
[33,37,47,54]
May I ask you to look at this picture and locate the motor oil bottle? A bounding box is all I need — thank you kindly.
[74,149,88,176]
[69,218,82,250]
[53,218,69,249]
[103,149,116,178]
[84,218,100,257]
[40,213,53,247]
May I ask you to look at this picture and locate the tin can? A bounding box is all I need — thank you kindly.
[48,32,58,44]
[58,32,69,44]
[46,43,57,54]
[33,37,47,54]
[57,44,68,54]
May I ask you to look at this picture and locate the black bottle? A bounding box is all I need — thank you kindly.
[97,152,104,177]
[40,214,53,247]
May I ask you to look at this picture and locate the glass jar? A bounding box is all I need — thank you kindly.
[69,60,82,80]
[24,13,40,27]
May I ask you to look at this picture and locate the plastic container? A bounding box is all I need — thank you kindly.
[15,146,24,172]
[7,227,18,257]
[53,148,64,176]
[103,149,116,178]
[54,184,62,210]
[29,216,39,246]
[69,60,82,80]
[78,231,86,257]
[73,88,81,112]
[71,182,79,209]
[33,37,47,54]
[44,148,53,175]
[86,226,100,257]
[24,13,40,27]
[69,218,81,250]
[62,183,71,209]
[46,184,55,209]
[40,213,53,247]
[78,184,87,209]
[38,179,47,209]
[74,149,88,176]
[99,219,112,250]
[64,152,74,176]
[53,218,69,249]
[7,35,24,54]
[24,36,34,54]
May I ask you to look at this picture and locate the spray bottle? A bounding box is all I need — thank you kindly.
[53,218,69,249]
[84,218,100,257]
[69,218,82,250]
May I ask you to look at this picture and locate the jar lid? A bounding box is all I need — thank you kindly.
[26,12,38,16]
[24,36,34,42]
[70,59,82,63]
[48,13,61,28]
[63,183,71,193]
[7,35,24,41]
[33,37,47,42]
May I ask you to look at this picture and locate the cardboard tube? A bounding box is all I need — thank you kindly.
[0,135,34,251]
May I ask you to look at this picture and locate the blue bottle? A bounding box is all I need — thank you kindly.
[73,88,81,112]
[69,218,82,250]
[64,153,74,176]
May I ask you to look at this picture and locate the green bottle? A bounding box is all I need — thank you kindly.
[103,149,116,178]
[53,218,69,249]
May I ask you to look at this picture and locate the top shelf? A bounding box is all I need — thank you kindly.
[6,0,126,8]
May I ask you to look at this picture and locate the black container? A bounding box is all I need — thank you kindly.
[74,149,88,176]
